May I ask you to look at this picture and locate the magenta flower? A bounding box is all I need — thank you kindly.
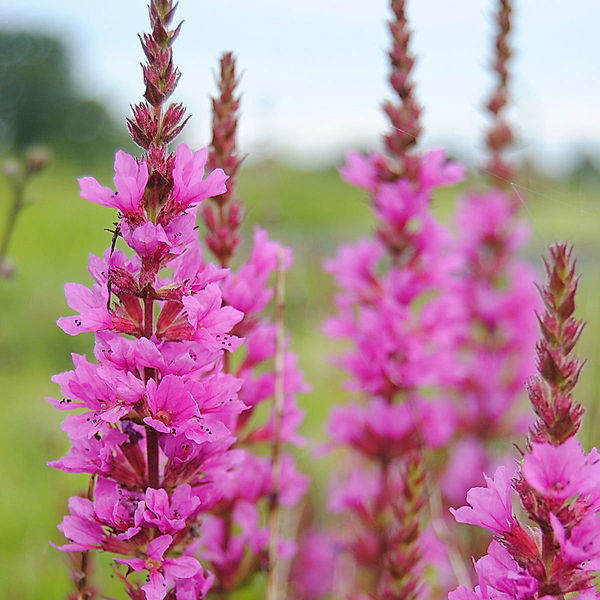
[140,484,201,534]
[78,150,148,218]
[172,144,228,210]
[475,540,538,599]
[116,534,201,600]
[418,148,465,190]
[47,427,128,475]
[550,512,600,568]
[57,282,112,335]
[144,375,199,434]
[521,438,590,501]
[183,282,244,351]
[338,151,378,190]
[323,238,383,301]
[54,478,144,553]
[54,496,105,552]
[450,465,515,534]
[49,355,144,438]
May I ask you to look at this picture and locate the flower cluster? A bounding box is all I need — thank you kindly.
[197,52,308,595]
[450,244,600,600]
[47,3,299,599]
[442,190,539,506]
[440,0,540,518]
[320,1,547,597]
[49,11,308,596]
[321,2,466,596]
[324,147,464,599]
[51,139,239,600]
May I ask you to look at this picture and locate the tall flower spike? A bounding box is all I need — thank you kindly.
[485,0,515,186]
[441,0,538,514]
[192,52,307,598]
[322,1,466,598]
[527,243,585,445]
[451,244,600,600]
[50,3,241,600]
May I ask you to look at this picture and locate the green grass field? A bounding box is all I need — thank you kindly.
[1,159,599,598]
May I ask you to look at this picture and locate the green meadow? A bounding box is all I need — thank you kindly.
[1,159,599,598]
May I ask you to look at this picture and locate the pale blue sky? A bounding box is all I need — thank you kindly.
[1,1,598,171]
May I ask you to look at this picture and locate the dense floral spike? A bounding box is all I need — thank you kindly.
[485,0,515,186]
[321,1,467,597]
[528,243,585,444]
[443,191,539,506]
[441,0,538,514]
[208,52,242,206]
[48,3,268,599]
[450,244,600,600]
[196,52,308,599]
[52,139,235,600]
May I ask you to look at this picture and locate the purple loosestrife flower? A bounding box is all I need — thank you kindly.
[450,244,600,599]
[321,1,466,597]
[115,535,205,600]
[48,3,262,599]
[193,51,308,596]
[450,466,515,535]
[441,0,539,510]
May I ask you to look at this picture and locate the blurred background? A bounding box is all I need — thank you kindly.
[0,1,599,598]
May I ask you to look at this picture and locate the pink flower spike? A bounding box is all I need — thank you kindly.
[450,465,515,534]
[521,438,588,500]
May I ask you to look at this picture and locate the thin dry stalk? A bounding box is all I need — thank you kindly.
[266,248,286,600]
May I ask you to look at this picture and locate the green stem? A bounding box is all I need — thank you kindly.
[0,180,25,269]
[143,296,159,489]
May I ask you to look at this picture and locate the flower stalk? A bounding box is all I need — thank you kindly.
[323,1,465,597]
[485,0,515,186]
[0,146,51,278]
[450,244,600,600]
[49,3,250,599]
[266,249,287,600]
[198,52,308,600]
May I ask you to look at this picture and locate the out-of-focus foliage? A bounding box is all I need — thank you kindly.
[0,32,128,163]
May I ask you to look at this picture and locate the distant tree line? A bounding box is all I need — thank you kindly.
[0,31,130,164]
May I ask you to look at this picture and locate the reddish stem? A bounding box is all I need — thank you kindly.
[143,295,159,489]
